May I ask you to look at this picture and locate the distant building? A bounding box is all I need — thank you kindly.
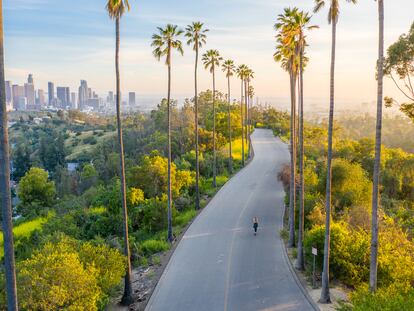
[88,88,92,99]
[129,92,136,107]
[12,85,25,109]
[5,81,12,106]
[48,82,55,105]
[87,98,101,111]
[27,74,34,84]
[78,80,88,111]
[37,89,46,107]
[71,92,77,109]
[17,97,27,111]
[107,91,114,104]
[24,83,36,108]
[57,87,70,108]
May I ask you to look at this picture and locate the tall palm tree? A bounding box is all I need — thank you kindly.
[0,1,18,309]
[152,25,184,242]
[284,9,318,272]
[370,0,384,293]
[236,64,248,166]
[202,49,223,187]
[222,59,236,174]
[106,0,133,304]
[185,22,208,210]
[275,8,300,248]
[314,0,357,303]
[245,68,254,158]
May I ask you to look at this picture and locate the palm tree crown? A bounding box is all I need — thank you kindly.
[106,0,130,19]
[314,0,357,24]
[202,49,223,72]
[236,64,249,80]
[152,24,184,65]
[222,59,236,78]
[185,22,209,51]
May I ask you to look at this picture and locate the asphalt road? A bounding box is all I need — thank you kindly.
[146,129,315,311]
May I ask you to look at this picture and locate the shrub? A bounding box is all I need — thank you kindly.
[174,209,197,227]
[140,239,169,255]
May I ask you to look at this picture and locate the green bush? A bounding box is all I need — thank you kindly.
[140,239,169,255]
[346,284,414,311]
[174,209,197,227]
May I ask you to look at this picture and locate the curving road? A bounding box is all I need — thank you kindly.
[145,129,315,311]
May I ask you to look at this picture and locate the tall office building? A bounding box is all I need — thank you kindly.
[78,80,88,111]
[108,91,114,104]
[129,92,136,107]
[27,74,34,84]
[88,88,92,99]
[57,87,70,108]
[24,83,35,107]
[5,81,12,104]
[12,85,25,109]
[71,92,77,109]
[48,82,55,105]
[37,89,45,107]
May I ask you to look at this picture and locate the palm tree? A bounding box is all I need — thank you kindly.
[202,49,223,187]
[275,8,300,249]
[152,25,184,242]
[314,0,357,303]
[245,68,254,158]
[0,2,18,309]
[185,22,208,210]
[222,59,236,174]
[370,0,384,293]
[236,64,248,166]
[106,0,133,304]
[284,9,318,272]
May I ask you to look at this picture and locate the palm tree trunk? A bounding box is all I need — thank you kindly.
[212,67,217,188]
[240,79,245,166]
[296,44,305,271]
[227,75,232,174]
[320,20,337,304]
[115,17,133,306]
[370,0,384,293]
[0,2,18,308]
[194,45,200,210]
[288,70,297,248]
[244,80,249,159]
[167,45,173,242]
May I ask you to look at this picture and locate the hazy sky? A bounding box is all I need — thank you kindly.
[3,0,414,108]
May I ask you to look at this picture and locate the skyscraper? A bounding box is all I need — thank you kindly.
[5,81,12,104]
[24,83,35,107]
[78,80,88,111]
[71,92,77,109]
[27,74,34,84]
[57,87,70,108]
[108,91,114,103]
[48,82,55,105]
[37,89,45,107]
[12,85,25,109]
[129,92,136,108]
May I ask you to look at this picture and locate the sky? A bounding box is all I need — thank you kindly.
[3,0,414,109]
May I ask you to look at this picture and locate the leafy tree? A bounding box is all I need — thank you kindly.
[313,0,358,303]
[39,131,66,174]
[80,163,98,192]
[17,243,101,310]
[384,22,414,122]
[185,21,208,210]
[152,23,184,243]
[106,0,133,304]
[12,144,31,182]
[17,167,56,217]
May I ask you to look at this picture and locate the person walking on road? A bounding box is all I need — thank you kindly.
[253,217,259,235]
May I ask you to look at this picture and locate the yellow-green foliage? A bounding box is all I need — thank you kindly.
[140,239,169,255]
[348,284,414,311]
[18,242,101,310]
[17,236,126,310]
[222,138,248,161]
[0,217,48,258]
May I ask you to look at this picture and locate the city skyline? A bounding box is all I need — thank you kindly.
[3,0,414,109]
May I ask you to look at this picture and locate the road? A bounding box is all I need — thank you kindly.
[145,129,315,311]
